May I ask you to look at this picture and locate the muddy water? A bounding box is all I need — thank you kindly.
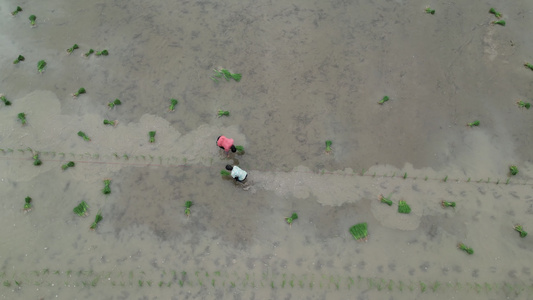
[1,0,533,299]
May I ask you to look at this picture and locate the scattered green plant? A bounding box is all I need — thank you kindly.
[103,119,118,127]
[218,110,230,116]
[184,201,193,217]
[149,131,156,143]
[285,213,298,227]
[379,194,393,206]
[18,112,27,125]
[398,200,411,214]
[84,49,95,57]
[11,6,23,16]
[95,50,109,56]
[23,196,32,212]
[492,20,505,26]
[108,98,121,109]
[441,200,456,208]
[489,8,502,19]
[325,140,332,153]
[378,96,389,105]
[29,15,36,26]
[235,145,245,154]
[33,153,42,166]
[443,175,448,182]
[77,131,91,141]
[61,161,75,170]
[90,210,103,230]
[516,100,530,109]
[73,201,89,217]
[467,120,480,127]
[66,44,79,54]
[458,243,474,255]
[102,179,111,195]
[403,172,407,179]
[425,6,435,15]
[37,60,46,73]
[514,224,527,238]
[220,170,231,176]
[212,68,241,82]
[349,222,368,241]
[523,62,533,73]
[0,94,11,105]
[72,87,86,97]
[169,98,178,111]
[509,165,518,176]
[13,55,25,64]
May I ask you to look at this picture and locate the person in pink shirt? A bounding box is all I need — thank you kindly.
[217,135,237,156]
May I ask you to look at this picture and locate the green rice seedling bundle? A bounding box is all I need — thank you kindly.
[23,196,32,212]
[425,6,435,14]
[102,179,111,195]
[61,161,75,170]
[66,44,79,54]
[349,222,368,241]
[103,119,118,127]
[90,210,103,230]
[32,153,42,166]
[325,140,332,153]
[169,99,178,111]
[73,201,89,217]
[458,243,474,254]
[212,68,241,82]
[149,131,156,143]
[18,112,27,125]
[84,49,94,57]
[0,94,12,105]
[379,194,393,206]
[489,8,502,19]
[509,165,518,175]
[235,145,245,154]
[220,170,231,176]
[217,110,229,116]
[77,131,91,141]
[516,100,530,109]
[13,55,25,64]
[29,15,36,26]
[378,96,389,105]
[37,60,46,73]
[184,201,193,217]
[285,213,298,227]
[514,224,527,238]
[441,200,456,208]
[467,120,480,127]
[398,200,411,214]
[11,6,22,16]
[95,50,109,56]
[492,20,505,26]
[108,99,121,109]
[72,87,86,97]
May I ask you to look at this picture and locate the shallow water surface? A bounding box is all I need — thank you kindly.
[1,0,533,299]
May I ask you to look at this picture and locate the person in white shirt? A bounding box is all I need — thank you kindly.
[225,164,247,182]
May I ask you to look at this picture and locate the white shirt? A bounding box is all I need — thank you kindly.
[231,166,247,181]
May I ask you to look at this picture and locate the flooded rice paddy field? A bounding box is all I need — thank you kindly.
[1,0,533,299]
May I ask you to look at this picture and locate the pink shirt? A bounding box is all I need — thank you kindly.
[217,136,234,151]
